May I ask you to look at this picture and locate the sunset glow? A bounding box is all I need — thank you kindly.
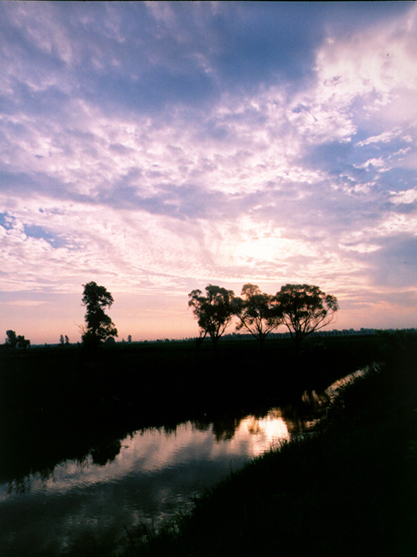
[1,2,416,344]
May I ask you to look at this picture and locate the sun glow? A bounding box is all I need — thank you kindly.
[1,3,417,343]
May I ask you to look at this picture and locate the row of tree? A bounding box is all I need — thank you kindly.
[188,283,339,352]
[3,282,339,352]
[79,281,339,353]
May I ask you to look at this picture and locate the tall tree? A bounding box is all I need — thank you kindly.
[81,282,118,347]
[275,284,339,353]
[234,284,282,347]
[188,285,235,348]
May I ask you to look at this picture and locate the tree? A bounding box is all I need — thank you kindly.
[234,284,282,347]
[5,330,30,348]
[188,285,236,348]
[16,335,30,348]
[5,330,17,348]
[275,284,339,353]
[59,334,65,345]
[81,282,118,347]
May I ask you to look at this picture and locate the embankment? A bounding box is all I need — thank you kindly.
[124,331,417,557]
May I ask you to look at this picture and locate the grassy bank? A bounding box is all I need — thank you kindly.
[123,331,417,557]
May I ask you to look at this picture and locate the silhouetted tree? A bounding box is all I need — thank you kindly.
[5,330,17,348]
[188,285,235,348]
[275,284,339,353]
[59,334,65,345]
[20,335,29,347]
[16,335,30,348]
[81,282,118,347]
[65,335,69,344]
[234,284,282,347]
[5,330,30,348]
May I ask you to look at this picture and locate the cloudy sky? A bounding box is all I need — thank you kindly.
[1,1,416,344]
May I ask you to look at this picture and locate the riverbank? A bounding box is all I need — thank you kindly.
[0,334,380,483]
[124,331,417,557]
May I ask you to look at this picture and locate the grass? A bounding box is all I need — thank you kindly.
[119,331,417,557]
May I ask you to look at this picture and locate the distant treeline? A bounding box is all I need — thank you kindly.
[223,327,417,340]
[12,327,417,349]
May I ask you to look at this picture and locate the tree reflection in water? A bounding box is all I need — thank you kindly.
[0,387,338,557]
[0,387,332,491]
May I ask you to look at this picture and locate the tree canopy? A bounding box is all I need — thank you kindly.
[234,284,282,346]
[276,284,339,352]
[81,281,118,347]
[5,330,30,348]
[188,285,236,348]
[5,330,17,348]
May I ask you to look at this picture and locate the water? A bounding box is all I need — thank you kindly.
[0,404,321,556]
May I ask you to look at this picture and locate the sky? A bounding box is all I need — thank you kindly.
[1,1,417,344]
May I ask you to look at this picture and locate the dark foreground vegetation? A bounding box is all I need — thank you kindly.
[0,332,415,557]
[0,334,380,483]
[119,331,417,557]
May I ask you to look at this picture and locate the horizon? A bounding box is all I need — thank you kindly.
[1,2,416,345]
[26,326,416,348]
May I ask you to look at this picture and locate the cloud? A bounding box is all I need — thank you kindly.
[369,236,417,288]
[0,2,416,342]
[5,300,50,307]
[390,187,417,206]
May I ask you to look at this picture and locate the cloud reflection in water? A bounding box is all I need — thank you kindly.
[0,411,289,556]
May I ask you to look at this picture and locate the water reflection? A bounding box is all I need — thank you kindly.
[0,398,324,557]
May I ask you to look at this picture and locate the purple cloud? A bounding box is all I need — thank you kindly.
[0,2,416,343]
